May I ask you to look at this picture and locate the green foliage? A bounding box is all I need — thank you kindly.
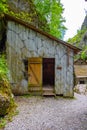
[0,0,66,39]
[8,11,36,25]
[0,55,12,97]
[67,29,87,60]
[81,46,87,60]
[7,0,37,23]
[0,55,8,80]
[0,117,7,128]
[0,0,8,14]
[33,0,66,39]
[68,29,86,47]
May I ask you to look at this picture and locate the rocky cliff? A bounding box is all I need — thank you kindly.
[81,14,87,30]
[7,0,39,26]
[80,14,87,46]
[7,0,48,31]
[68,13,87,60]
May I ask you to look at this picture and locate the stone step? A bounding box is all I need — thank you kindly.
[29,87,42,96]
[43,87,55,96]
[43,91,55,96]
[29,87,42,91]
[29,86,55,96]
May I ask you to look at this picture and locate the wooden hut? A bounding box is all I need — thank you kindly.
[5,14,80,97]
[74,59,87,85]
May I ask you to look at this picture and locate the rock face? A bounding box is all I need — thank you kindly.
[81,14,87,30]
[80,31,87,46]
[8,0,35,12]
[80,14,87,46]
[7,0,48,31]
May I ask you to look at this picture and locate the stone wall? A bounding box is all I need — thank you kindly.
[75,84,87,95]
[6,21,74,97]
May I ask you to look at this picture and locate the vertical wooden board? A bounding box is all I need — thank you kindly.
[28,63,42,85]
[28,58,42,87]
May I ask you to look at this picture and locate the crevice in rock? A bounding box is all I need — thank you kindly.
[22,59,28,80]
[0,16,7,54]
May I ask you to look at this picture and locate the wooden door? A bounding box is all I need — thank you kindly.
[43,58,55,86]
[28,58,42,87]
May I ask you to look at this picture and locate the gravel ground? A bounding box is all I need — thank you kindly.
[4,93,87,130]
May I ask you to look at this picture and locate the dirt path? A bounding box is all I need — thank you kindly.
[4,93,87,130]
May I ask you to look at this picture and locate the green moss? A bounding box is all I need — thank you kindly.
[0,91,17,128]
[0,55,17,128]
[0,118,7,128]
[0,102,18,129]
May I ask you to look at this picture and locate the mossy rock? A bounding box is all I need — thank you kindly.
[0,55,16,119]
[0,78,15,117]
[0,93,10,116]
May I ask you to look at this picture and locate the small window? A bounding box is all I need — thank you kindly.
[79,80,85,84]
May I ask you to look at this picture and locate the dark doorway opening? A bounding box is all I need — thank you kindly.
[43,58,55,87]
[79,80,85,84]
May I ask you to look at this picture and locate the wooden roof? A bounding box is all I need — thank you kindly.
[5,14,81,54]
[74,65,87,78]
[74,58,87,65]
